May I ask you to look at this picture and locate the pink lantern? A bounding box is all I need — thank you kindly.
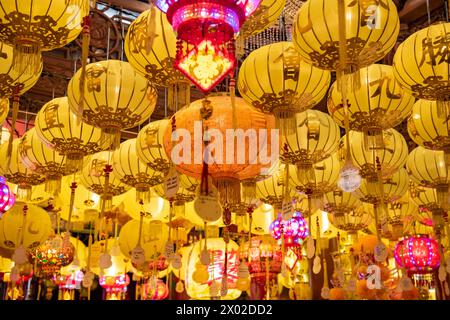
[0,176,15,216]
[394,235,441,274]
[270,211,309,247]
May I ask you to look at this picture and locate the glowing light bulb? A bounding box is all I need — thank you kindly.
[338,163,362,192]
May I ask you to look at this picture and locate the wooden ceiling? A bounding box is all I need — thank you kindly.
[12,0,448,141]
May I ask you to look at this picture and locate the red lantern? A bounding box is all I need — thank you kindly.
[99,274,130,300]
[154,0,261,93]
[0,176,15,216]
[142,279,169,300]
[394,235,441,274]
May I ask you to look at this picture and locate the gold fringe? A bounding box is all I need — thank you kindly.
[363,127,384,151]
[242,181,256,200]
[12,40,41,75]
[216,178,241,207]
[437,99,450,120]
[45,176,62,195]
[6,92,20,170]
[275,109,296,137]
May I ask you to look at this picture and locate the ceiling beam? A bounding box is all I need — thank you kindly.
[399,0,445,22]
[100,0,150,13]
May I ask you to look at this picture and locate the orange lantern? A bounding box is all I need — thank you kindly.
[163,94,277,206]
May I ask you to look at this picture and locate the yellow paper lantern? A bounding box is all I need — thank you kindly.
[0,139,45,200]
[112,139,164,203]
[407,99,450,154]
[0,256,13,273]
[118,219,168,261]
[114,188,168,222]
[67,60,157,149]
[80,151,130,207]
[136,119,172,175]
[353,168,409,204]
[0,202,52,250]
[124,9,189,109]
[328,207,372,234]
[323,189,362,215]
[256,163,298,210]
[292,0,399,75]
[406,146,449,189]
[280,110,340,173]
[375,194,418,241]
[0,0,88,74]
[90,239,131,277]
[0,41,42,98]
[35,97,107,171]
[342,128,408,180]
[289,152,342,197]
[239,0,285,37]
[406,146,449,208]
[182,238,241,300]
[238,42,331,131]
[409,183,444,216]
[18,128,68,193]
[328,64,415,134]
[393,23,450,112]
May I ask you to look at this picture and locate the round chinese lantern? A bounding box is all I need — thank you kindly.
[18,128,69,194]
[270,211,309,247]
[0,202,52,250]
[60,237,88,275]
[239,0,285,38]
[125,9,190,110]
[136,119,172,175]
[238,203,275,235]
[118,219,168,263]
[0,42,42,98]
[394,235,441,274]
[28,233,75,276]
[407,99,450,155]
[238,42,331,133]
[256,163,298,210]
[328,64,415,135]
[0,175,15,215]
[80,151,130,211]
[281,110,340,172]
[112,139,164,204]
[353,168,409,204]
[328,207,372,234]
[67,60,157,149]
[293,0,399,86]
[409,183,445,217]
[323,189,361,216]
[35,97,107,172]
[393,23,450,115]
[228,181,262,216]
[240,235,282,300]
[289,152,342,198]
[142,279,169,300]
[406,146,449,209]
[153,182,196,213]
[163,94,277,206]
[0,139,45,200]
[0,0,89,74]
[115,189,168,222]
[342,128,408,181]
[99,274,131,300]
[181,238,241,300]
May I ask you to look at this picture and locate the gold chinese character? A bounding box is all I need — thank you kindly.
[419,34,450,67]
[369,74,401,99]
[90,159,107,177]
[41,103,64,131]
[86,64,106,93]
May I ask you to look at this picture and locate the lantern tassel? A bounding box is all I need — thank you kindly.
[145,2,157,54]
[275,109,296,137]
[436,99,450,120]
[216,178,241,207]
[6,86,22,170]
[77,16,92,120]
[12,40,41,75]
[67,181,78,234]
